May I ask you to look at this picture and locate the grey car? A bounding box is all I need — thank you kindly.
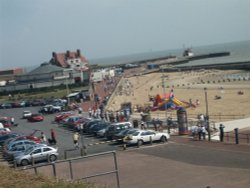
[14,145,58,166]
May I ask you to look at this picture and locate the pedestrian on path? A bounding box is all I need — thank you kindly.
[201,125,206,140]
[141,122,145,130]
[219,124,225,142]
[73,132,80,149]
[48,128,57,145]
[40,132,47,143]
[11,117,15,126]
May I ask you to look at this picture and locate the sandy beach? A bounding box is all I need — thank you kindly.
[106,69,250,122]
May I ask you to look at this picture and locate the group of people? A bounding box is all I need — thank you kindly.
[88,107,130,123]
[40,129,57,145]
[191,124,207,140]
[40,128,80,149]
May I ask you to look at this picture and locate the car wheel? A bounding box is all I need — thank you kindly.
[21,159,29,166]
[160,136,167,143]
[49,154,57,162]
[137,139,143,146]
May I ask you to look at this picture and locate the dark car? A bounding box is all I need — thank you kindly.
[84,119,104,133]
[87,122,111,136]
[105,122,132,140]
[113,128,139,143]
[0,133,20,146]
[0,103,12,109]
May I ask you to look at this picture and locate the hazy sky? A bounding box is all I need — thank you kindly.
[1,0,250,69]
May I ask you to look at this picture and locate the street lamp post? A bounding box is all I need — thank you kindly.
[204,87,211,141]
[161,72,168,130]
[80,124,87,155]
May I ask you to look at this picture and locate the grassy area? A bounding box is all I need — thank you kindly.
[0,86,87,102]
[0,165,101,188]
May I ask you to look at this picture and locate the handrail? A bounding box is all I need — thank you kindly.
[16,150,120,188]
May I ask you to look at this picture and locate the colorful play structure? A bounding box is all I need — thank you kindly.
[152,91,196,111]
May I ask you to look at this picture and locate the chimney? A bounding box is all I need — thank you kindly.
[77,49,81,57]
[52,52,57,62]
[66,50,70,58]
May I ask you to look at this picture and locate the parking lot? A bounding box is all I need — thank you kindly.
[0,107,122,160]
[1,106,169,164]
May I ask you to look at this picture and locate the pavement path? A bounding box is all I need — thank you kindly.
[13,136,250,188]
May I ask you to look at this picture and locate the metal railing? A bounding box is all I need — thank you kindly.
[224,132,250,145]
[16,151,120,188]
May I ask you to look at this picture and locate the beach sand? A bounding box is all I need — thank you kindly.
[106,69,250,122]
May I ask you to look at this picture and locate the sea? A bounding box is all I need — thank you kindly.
[88,40,250,67]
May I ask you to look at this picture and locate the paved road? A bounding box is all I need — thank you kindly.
[1,107,250,188]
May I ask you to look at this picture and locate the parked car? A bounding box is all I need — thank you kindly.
[3,139,37,153]
[2,140,37,158]
[83,119,104,133]
[27,114,44,122]
[12,130,43,144]
[0,117,12,128]
[22,110,32,119]
[10,144,47,160]
[105,122,132,140]
[87,122,111,136]
[40,104,62,114]
[0,103,12,109]
[54,111,75,123]
[96,126,109,138]
[74,118,92,131]
[14,145,59,166]
[113,128,139,143]
[63,115,85,129]
[123,130,170,146]
[0,128,11,135]
[0,133,20,146]
[3,144,30,160]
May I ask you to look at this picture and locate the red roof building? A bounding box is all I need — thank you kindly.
[50,49,88,70]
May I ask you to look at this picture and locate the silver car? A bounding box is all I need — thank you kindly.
[4,139,36,152]
[14,145,58,166]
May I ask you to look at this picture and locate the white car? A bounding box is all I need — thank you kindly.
[123,130,170,146]
[22,111,32,119]
[0,127,11,133]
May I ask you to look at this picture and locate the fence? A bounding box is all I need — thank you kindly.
[224,132,250,145]
[16,151,120,188]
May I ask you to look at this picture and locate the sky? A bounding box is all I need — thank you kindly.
[0,0,250,69]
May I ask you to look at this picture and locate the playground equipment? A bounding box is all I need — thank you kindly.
[152,91,196,111]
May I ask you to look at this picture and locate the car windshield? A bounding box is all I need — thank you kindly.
[24,146,35,155]
[131,131,140,136]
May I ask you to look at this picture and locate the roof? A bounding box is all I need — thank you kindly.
[51,50,88,68]
[28,63,65,75]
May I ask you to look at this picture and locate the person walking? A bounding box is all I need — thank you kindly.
[49,128,57,145]
[152,118,157,131]
[141,122,145,130]
[40,132,47,143]
[219,124,225,142]
[201,125,206,140]
[198,125,202,140]
[10,117,15,126]
[73,132,80,149]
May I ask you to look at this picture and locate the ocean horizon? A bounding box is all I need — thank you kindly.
[88,40,250,67]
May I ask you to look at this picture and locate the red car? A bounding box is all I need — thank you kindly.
[54,111,76,123]
[27,114,44,122]
[13,130,42,143]
[0,117,12,128]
